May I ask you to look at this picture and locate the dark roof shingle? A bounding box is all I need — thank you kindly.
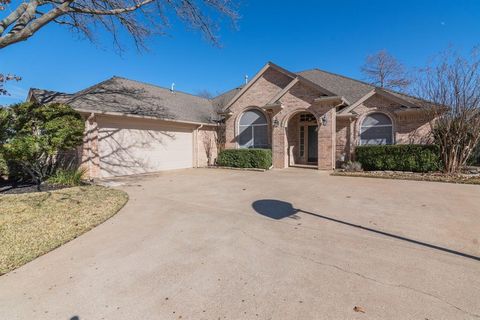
[297,69,374,104]
[31,77,217,124]
[29,65,431,123]
[297,68,428,109]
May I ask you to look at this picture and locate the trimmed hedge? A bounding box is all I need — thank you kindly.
[217,148,272,170]
[355,145,441,172]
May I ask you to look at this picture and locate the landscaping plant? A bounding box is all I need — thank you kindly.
[47,168,87,186]
[414,49,480,174]
[355,145,441,172]
[217,149,272,170]
[0,102,84,191]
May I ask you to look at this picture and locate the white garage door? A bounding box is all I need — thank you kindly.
[98,119,193,178]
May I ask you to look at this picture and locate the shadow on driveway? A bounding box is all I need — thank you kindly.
[252,199,480,262]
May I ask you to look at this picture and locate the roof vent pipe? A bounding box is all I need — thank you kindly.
[245,75,248,85]
[171,83,175,93]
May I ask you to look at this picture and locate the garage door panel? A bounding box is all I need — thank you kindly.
[98,121,193,178]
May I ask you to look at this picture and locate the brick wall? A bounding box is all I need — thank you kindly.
[197,127,219,167]
[344,93,435,163]
[225,68,291,149]
[224,68,337,170]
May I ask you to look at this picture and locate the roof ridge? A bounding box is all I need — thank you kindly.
[213,84,244,99]
[300,68,423,97]
[298,68,432,104]
[111,76,212,102]
[29,87,70,95]
[66,77,119,103]
[298,68,375,88]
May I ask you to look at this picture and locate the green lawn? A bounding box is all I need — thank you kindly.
[0,185,128,275]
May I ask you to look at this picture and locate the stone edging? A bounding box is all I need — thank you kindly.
[331,171,480,185]
[205,166,267,172]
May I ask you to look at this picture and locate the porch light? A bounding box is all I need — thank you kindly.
[321,115,328,126]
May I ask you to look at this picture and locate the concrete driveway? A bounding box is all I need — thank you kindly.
[1,168,479,319]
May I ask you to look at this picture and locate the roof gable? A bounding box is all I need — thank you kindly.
[297,68,431,112]
[339,88,420,115]
[297,69,373,104]
[223,62,335,111]
[222,62,291,110]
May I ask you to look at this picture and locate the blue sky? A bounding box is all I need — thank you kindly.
[0,0,479,105]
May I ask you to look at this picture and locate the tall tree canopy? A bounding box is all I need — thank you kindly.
[0,0,238,50]
[361,50,411,91]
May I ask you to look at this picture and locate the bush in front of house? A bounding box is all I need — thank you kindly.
[217,148,272,170]
[355,145,441,172]
[0,154,8,180]
[0,102,85,190]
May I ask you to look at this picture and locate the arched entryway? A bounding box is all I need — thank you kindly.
[286,111,319,167]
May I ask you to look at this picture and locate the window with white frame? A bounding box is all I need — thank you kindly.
[360,113,393,145]
[238,109,269,148]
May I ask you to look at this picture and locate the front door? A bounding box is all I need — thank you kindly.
[307,125,318,163]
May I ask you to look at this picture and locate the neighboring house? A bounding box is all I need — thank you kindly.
[28,62,434,179]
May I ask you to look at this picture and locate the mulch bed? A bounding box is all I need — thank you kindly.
[332,170,480,185]
[0,182,72,195]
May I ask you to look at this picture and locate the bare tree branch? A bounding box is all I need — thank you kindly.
[0,0,239,50]
[0,73,21,96]
[361,49,411,91]
[413,48,480,174]
[69,0,153,15]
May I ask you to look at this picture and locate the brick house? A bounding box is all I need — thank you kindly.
[28,62,433,178]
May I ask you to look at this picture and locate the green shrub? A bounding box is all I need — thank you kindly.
[355,145,441,172]
[0,154,7,178]
[48,168,86,186]
[0,102,84,190]
[217,149,272,170]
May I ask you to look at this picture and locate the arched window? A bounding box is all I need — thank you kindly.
[238,109,269,148]
[360,113,393,145]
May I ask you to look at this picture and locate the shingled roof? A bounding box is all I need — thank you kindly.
[212,85,244,110]
[30,77,217,124]
[29,64,429,124]
[28,89,72,104]
[297,68,426,109]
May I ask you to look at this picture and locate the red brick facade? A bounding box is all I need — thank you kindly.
[77,63,434,178]
[223,65,433,170]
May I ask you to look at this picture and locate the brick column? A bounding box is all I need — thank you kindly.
[272,125,287,169]
[317,106,336,170]
[81,113,100,179]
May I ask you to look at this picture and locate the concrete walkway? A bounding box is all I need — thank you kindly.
[1,168,479,319]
